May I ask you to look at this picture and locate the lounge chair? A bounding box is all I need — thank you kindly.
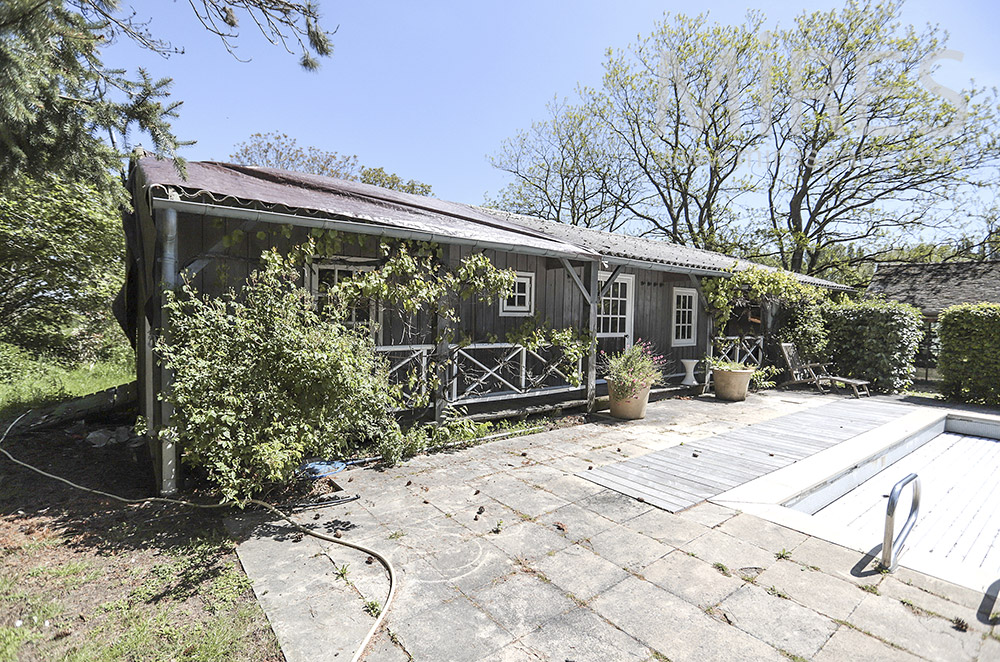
[779,343,871,398]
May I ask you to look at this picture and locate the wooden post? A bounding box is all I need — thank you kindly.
[433,244,456,424]
[156,206,179,496]
[584,260,599,412]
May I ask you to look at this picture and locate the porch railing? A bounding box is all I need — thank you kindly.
[714,335,764,365]
[375,342,583,407]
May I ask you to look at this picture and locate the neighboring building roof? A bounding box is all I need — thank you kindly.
[481,208,853,292]
[867,261,1000,316]
[135,157,851,289]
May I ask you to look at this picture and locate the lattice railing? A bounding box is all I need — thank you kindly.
[376,342,583,406]
[714,335,764,365]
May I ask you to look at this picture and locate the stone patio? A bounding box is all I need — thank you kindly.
[232,391,1000,661]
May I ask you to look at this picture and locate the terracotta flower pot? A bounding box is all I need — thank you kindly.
[713,368,754,401]
[608,381,652,420]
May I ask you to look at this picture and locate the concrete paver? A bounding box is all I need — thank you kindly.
[718,583,838,659]
[232,392,998,662]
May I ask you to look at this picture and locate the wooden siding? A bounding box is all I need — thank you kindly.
[169,216,710,384]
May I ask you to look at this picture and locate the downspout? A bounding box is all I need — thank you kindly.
[158,207,179,496]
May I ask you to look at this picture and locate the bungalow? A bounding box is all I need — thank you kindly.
[118,158,850,495]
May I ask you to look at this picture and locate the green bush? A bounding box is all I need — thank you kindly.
[157,249,404,504]
[823,298,924,392]
[938,303,1000,405]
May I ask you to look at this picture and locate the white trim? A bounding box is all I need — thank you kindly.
[499,271,535,317]
[309,259,383,343]
[597,271,635,348]
[672,286,698,347]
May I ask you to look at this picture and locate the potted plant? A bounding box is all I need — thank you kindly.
[601,340,669,419]
[708,357,755,402]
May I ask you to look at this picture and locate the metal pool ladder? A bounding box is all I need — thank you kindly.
[882,473,920,571]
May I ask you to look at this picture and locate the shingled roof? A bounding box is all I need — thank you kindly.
[481,208,853,291]
[867,262,1000,316]
[137,158,851,290]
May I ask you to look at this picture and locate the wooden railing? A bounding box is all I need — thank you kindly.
[375,342,583,406]
[714,335,764,365]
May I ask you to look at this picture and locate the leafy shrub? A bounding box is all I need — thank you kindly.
[938,303,1000,405]
[600,340,670,400]
[823,298,924,392]
[158,249,405,504]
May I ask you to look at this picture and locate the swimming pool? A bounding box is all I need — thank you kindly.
[713,408,1000,592]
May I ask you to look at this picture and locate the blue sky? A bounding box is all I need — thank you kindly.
[104,1,1000,205]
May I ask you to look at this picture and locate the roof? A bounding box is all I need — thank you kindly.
[136,157,851,289]
[136,158,598,261]
[867,262,1000,315]
[481,208,853,291]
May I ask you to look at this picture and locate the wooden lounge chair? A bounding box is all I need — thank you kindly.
[779,343,871,398]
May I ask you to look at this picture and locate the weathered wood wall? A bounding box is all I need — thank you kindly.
[169,214,709,381]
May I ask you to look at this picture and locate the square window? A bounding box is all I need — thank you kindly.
[500,272,535,317]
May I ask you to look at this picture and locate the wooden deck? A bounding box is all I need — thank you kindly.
[581,398,916,512]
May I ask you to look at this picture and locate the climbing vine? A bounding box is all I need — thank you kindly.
[701,266,832,359]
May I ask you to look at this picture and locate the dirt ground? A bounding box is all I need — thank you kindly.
[0,415,282,662]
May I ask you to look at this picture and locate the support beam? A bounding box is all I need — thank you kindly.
[599,264,625,300]
[156,207,179,496]
[560,257,592,304]
[584,260,599,412]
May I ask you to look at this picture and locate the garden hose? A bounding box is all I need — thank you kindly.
[0,414,397,662]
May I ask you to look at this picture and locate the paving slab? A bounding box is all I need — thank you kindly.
[642,550,745,607]
[716,512,808,555]
[469,571,576,637]
[390,595,515,662]
[590,575,787,662]
[623,506,710,547]
[584,523,671,572]
[717,583,838,659]
[488,519,573,562]
[536,502,617,543]
[575,489,653,523]
[677,501,738,528]
[813,625,924,662]
[753,559,866,621]
[847,592,983,661]
[679,528,777,574]
[515,607,652,662]
[534,542,630,601]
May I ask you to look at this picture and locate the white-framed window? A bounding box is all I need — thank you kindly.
[597,272,635,348]
[499,271,535,317]
[309,260,382,340]
[672,287,697,347]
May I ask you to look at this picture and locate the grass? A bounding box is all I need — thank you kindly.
[0,357,132,420]
[0,512,279,662]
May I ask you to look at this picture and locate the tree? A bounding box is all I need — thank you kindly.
[760,1,999,274]
[231,132,434,196]
[490,1,1000,277]
[360,167,433,196]
[230,132,360,179]
[0,175,123,357]
[0,1,333,196]
[488,100,638,232]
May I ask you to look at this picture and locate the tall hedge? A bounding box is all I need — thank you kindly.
[824,298,924,392]
[938,303,1000,405]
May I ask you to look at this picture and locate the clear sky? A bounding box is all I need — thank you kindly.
[102,1,1000,205]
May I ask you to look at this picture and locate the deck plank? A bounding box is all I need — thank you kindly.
[581,398,916,513]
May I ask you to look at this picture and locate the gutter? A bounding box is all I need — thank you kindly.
[602,255,730,278]
[149,198,602,263]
